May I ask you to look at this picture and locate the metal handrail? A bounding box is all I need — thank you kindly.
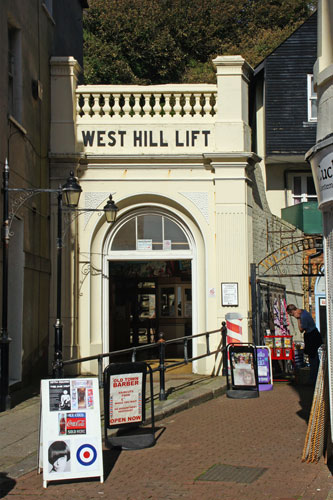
[60,322,228,401]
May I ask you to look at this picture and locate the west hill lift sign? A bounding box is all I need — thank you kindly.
[79,126,213,153]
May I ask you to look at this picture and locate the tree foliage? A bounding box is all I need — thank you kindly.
[84,0,316,84]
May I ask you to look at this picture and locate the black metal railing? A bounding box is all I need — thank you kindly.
[61,322,227,401]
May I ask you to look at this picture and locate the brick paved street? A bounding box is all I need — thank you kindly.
[2,382,332,500]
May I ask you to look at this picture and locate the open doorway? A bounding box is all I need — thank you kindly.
[109,260,192,357]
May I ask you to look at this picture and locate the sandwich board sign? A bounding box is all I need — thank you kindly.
[38,378,103,488]
[257,346,273,391]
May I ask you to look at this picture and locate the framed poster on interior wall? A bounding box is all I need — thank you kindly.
[221,283,238,306]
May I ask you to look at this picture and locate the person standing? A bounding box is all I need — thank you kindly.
[286,304,322,384]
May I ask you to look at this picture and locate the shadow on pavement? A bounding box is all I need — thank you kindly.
[102,426,165,480]
[102,448,122,480]
[9,381,40,409]
[0,473,16,498]
[164,376,211,399]
[290,382,315,423]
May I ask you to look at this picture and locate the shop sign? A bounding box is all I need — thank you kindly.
[109,373,143,426]
[258,236,323,275]
[80,128,211,149]
[310,144,333,209]
[39,378,103,488]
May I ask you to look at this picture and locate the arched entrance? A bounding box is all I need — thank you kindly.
[105,208,195,358]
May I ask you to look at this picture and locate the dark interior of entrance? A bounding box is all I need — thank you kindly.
[109,260,192,357]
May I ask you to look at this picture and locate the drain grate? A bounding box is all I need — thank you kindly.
[196,463,267,484]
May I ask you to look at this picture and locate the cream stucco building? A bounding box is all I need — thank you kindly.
[50,55,302,376]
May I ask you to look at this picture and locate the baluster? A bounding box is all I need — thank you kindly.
[193,93,202,115]
[173,94,182,116]
[133,93,141,116]
[82,94,91,116]
[143,93,151,115]
[203,93,212,115]
[183,94,192,115]
[163,93,172,116]
[212,93,218,114]
[103,94,111,116]
[123,94,131,115]
[76,94,82,117]
[92,93,101,116]
[153,93,162,116]
[112,94,121,117]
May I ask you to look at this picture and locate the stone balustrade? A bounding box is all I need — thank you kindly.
[76,84,217,121]
[51,55,252,153]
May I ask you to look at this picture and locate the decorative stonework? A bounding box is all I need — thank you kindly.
[180,191,209,223]
[84,192,111,226]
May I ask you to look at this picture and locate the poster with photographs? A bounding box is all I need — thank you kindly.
[39,378,103,488]
[230,351,256,387]
[49,380,71,411]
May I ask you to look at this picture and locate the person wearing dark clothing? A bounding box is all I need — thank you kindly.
[286,304,322,383]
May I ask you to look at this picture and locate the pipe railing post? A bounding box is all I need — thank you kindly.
[206,333,210,355]
[184,338,188,363]
[221,321,227,376]
[98,355,103,389]
[158,332,166,401]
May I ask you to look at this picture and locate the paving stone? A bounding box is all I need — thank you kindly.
[1,377,333,499]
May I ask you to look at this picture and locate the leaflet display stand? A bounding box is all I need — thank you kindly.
[103,362,155,450]
[226,343,259,399]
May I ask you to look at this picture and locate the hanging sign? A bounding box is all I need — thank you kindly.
[256,346,273,391]
[39,378,103,488]
[309,144,333,209]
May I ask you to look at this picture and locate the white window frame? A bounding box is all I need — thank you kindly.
[307,74,317,122]
[291,173,317,205]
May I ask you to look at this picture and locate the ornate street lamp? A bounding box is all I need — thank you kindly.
[103,194,118,223]
[62,171,82,208]
[0,162,118,411]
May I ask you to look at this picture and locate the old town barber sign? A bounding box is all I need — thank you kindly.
[258,236,323,277]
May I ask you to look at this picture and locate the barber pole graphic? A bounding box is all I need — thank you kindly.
[225,312,243,344]
[225,312,243,375]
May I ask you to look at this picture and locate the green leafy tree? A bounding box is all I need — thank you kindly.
[84,0,316,84]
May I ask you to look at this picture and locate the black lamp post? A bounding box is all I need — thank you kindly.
[53,172,82,379]
[0,163,118,410]
[0,160,10,411]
